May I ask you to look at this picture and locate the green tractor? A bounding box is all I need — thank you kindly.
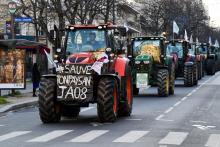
[128,37,175,97]
[198,43,220,75]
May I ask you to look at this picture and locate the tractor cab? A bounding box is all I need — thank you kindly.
[55,24,127,64]
[131,37,166,65]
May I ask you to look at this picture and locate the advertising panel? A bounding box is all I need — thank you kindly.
[0,48,25,89]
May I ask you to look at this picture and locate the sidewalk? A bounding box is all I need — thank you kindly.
[0,83,38,114]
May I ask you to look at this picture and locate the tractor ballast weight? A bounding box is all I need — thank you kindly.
[38,24,133,123]
[129,37,175,97]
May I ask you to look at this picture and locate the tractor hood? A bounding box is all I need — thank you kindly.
[66,51,108,64]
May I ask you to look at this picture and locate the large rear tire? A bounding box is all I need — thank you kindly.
[206,59,215,75]
[157,69,169,97]
[169,64,175,95]
[38,78,61,123]
[97,78,118,122]
[118,68,133,117]
[198,62,202,80]
[193,63,198,85]
[184,65,193,87]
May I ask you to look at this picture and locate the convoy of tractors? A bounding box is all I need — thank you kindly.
[38,23,220,123]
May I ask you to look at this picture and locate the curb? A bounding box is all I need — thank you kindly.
[0,99,38,114]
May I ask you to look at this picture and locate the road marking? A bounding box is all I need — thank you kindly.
[192,89,197,93]
[156,114,164,120]
[126,118,143,121]
[174,101,181,107]
[90,122,103,127]
[27,130,72,142]
[187,93,192,97]
[113,131,149,143]
[81,107,94,112]
[164,107,174,114]
[0,131,31,142]
[69,130,108,142]
[0,125,5,127]
[159,132,188,145]
[181,97,188,101]
[205,134,220,147]
[191,120,207,124]
[192,125,216,130]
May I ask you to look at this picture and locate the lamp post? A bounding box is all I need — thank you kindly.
[8,1,17,39]
[8,1,17,95]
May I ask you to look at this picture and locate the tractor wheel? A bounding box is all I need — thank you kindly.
[133,85,139,95]
[157,69,169,97]
[61,106,80,118]
[38,78,61,123]
[169,64,175,95]
[118,68,133,117]
[198,62,202,80]
[193,63,198,85]
[184,65,193,87]
[206,59,215,75]
[97,78,118,122]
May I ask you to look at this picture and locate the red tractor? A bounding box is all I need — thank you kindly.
[38,24,133,123]
[166,39,198,86]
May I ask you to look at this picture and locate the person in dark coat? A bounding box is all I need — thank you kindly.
[32,63,41,97]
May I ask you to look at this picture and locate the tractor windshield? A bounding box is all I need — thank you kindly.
[66,29,107,54]
[166,42,183,58]
[133,40,160,54]
[198,46,208,54]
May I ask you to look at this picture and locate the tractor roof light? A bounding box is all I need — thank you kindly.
[98,26,103,29]
[70,27,74,30]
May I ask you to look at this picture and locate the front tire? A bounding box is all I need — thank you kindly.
[157,69,169,97]
[97,78,118,122]
[184,65,193,87]
[38,78,61,123]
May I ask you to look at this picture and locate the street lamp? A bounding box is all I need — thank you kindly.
[8,1,17,39]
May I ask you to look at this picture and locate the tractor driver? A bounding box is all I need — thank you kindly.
[86,32,101,50]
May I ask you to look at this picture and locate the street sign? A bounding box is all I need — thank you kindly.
[14,17,32,23]
[8,1,17,14]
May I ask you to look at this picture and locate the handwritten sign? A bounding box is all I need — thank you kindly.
[56,64,93,101]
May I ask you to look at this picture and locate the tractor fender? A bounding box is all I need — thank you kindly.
[115,57,130,77]
[184,62,194,67]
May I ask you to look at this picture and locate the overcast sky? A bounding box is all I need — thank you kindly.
[203,0,220,27]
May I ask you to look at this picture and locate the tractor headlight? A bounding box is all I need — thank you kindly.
[143,61,150,64]
[135,61,141,64]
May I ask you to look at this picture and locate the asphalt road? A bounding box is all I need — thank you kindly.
[1,73,220,147]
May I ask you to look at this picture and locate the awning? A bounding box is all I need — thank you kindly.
[0,39,50,54]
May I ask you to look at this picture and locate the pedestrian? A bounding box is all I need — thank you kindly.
[32,63,41,97]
